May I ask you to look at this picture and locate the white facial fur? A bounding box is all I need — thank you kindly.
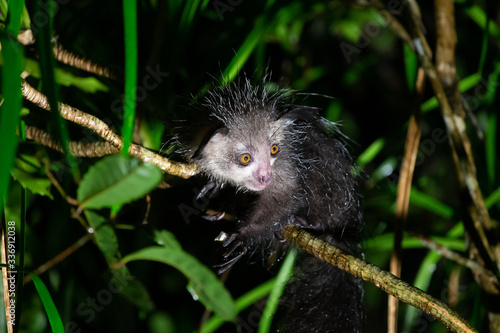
[199,118,287,192]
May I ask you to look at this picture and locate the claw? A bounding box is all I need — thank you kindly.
[222,233,238,247]
[214,233,248,274]
[196,181,221,201]
[201,211,225,221]
[214,250,246,274]
[223,235,246,259]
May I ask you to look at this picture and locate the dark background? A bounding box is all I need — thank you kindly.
[5,0,500,332]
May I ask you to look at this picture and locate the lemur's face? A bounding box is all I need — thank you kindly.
[199,117,288,192]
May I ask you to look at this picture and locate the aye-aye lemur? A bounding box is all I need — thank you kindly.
[174,79,364,332]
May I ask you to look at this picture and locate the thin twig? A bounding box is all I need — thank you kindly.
[44,161,79,206]
[388,67,425,333]
[371,0,413,47]
[23,234,90,285]
[142,194,152,225]
[414,234,499,292]
[70,207,91,231]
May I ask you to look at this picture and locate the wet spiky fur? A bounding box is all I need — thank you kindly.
[174,79,364,332]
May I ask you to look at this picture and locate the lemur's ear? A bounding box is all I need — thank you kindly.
[192,127,229,160]
[279,106,319,123]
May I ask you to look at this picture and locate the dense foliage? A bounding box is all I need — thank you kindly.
[0,0,499,332]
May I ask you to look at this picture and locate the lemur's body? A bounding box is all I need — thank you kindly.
[175,80,364,332]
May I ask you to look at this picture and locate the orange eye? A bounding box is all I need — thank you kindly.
[240,154,252,165]
[271,144,279,155]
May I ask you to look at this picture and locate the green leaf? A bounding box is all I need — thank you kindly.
[0,20,25,214]
[258,249,296,333]
[113,266,155,312]
[409,188,454,219]
[34,0,80,181]
[200,279,276,333]
[179,0,202,33]
[77,155,162,209]
[465,5,500,40]
[357,138,385,169]
[402,251,441,332]
[403,43,417,92]
[485,187,500,209]
[148,311,175,333]
[365,232,465,252]
[30,273,65,333]
[56,69,109,93]
[121,0,138,155]
[139,116,164,150]
[5,0,24,34]
[84,210,154,312]
[421,73,481,112]
[85,210,119,263]
[154,229,182,250]
[221,15,271,83]
[23,58,109,93]
[9,155,53,199]
[10,168,53,199]
[121,229,236,321]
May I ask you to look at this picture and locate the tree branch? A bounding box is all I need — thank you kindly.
[406,0,498,275]
[17,30,120,81]
[53,43,121,81]
[25,125,120,157]
[21,79,199,179]
[282,225,478,333]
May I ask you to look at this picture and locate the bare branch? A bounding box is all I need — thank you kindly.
[415,235,499,293]
[17,30,120,81]
[23,234,90,285]
[53,43,121,81]
[43,161,79,206]
[282,225,478,333]
[371,0,413,47]
[26,125,120,157]
[21,79,199,179]
[403,0,498,280]
[388,67,425,333]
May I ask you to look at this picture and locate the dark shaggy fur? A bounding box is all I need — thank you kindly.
[174,79,364,332]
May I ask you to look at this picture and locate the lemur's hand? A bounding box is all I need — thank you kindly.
[196,181,223,201]
[214,233,248,275]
